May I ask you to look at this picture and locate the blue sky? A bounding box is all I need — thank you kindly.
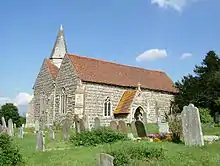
[0,0,220,108]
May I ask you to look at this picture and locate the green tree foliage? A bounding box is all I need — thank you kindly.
[0,103,21,126]
[174,51,220,115]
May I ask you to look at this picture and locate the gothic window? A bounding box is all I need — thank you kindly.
[103,97,112,117]
[60,88,67,114]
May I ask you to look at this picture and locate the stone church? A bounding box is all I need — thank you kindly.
[26,25,177,129]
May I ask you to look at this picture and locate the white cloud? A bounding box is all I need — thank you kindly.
[151,0,202,12]
[0,92,33,107]
[180,52,192,59]
[136,49,167,62]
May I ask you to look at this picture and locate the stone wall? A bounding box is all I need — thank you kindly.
[33,60,55,123]
[54,55,80,124]
[83,82,174,128]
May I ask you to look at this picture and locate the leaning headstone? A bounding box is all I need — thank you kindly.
[62,118,71,140]
[158,122,170,134]
[98,153,114,166]
[135,120,146,138]
[79,118,86,132]
[1,117,7,128]
[118,120,128,134]
[7,119,14,136]
[35,120,40,133]
[94,117,100,129]
[181,104,204,146]
[18,127,24,139]
[36,131,45,152]
[110,120,118,131]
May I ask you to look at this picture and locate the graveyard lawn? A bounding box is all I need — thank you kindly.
[14,128,220,166]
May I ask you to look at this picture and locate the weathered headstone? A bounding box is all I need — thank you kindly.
[14,123,16,129]
[1,117,7,128]
[79,118,86,132]
[94,117,100,129]
[98,153,114,166]
[158,122,170,134]
[35,120,40,133]
[18,127,24,139]
[135,120,146,138]
[62,118,71,140]
[130,121,137,136]
[7,119,14,136]
[74,115,80,133]
[82,115,89,130]
[110,120,118,131]
[118,120,128,134]
[36,131,45,152]
[49,128,55,140]
[181,104,204,146]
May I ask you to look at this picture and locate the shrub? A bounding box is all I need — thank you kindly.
[106,141,165,166]
[199,108,213,124]
[0,133,24,166]
[69,127,128,146]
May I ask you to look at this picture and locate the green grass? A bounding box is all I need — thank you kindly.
[11,126,220,166]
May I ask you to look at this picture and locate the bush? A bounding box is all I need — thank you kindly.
[199,108,213,124]
[69,127,128,146]
[106,141,165,166]
[0,133,24,166]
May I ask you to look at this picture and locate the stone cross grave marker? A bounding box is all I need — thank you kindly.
[110,120,118,131]
[181,104,204,146]
[98,153,114,166]
[118,120,128,135]
[135,120,146,138]
[62,118,71,140]
[36,131,45,152]
[94,117,100,129]
[131,121,137,136]
[158,122,170,134]
[7,119,14,136]
[35,120,40,133]
[79,118,86,132]
[18,126,24,139]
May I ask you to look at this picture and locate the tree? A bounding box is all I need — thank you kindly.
[0,103,21,126]
[174,50,220,116]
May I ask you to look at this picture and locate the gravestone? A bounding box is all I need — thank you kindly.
[14,123,16,129]
[98,153,114,166]
[36,131,45,152]
[82,115,89,130]
[130,121,137,136]
[18,127,24,139]
[118,120,128,134]
[215,112,220,123]
[7,119,14,136]
[158,122,170,134]
[49,128,55,140]
[94,117,100,129]
[35,120,40,133]
[79,118,86,132]
[62,118,71,140]
[181,104,204,146]
[1,117,7,128]
[74,115,80,133]
[135,120,146,138]
[110,120,118,131]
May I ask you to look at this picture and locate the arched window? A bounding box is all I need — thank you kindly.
[103,97,111,117]
[60,88,67,114]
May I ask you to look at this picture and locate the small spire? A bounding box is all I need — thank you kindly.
[60,24,63,31]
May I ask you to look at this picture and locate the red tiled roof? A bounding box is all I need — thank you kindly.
[67,54,177,93]
[114,90,136,114]
[45,59,58,79]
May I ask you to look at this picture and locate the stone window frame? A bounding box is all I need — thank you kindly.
[103,97,112,117]
[59,87,68,115]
